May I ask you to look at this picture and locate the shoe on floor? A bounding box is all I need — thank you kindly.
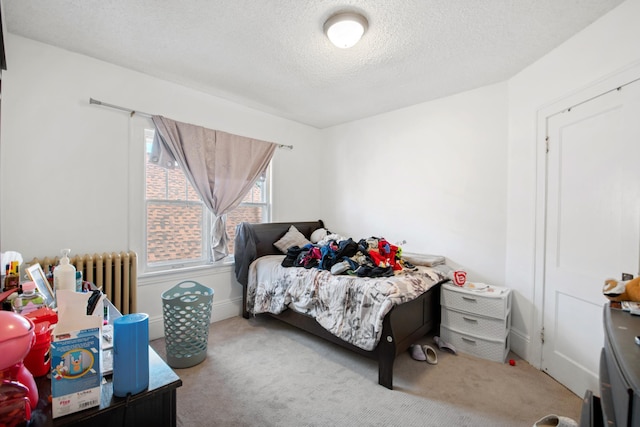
[533,414,578,427]
[433,336,457,354]
[422,345,438,364]
[409,344,426,361]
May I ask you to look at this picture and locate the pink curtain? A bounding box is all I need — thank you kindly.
[152,116,277,260]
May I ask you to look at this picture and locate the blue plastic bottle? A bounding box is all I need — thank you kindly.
[112,313,149,397]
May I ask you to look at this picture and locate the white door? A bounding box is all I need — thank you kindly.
[543,78,640,397]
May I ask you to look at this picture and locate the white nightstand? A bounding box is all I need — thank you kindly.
[439,282,512,363]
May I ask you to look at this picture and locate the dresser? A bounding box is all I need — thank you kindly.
[439,283,512,362]
[580,303,640,427]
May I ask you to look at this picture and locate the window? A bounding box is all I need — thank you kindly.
[144,129,270,271]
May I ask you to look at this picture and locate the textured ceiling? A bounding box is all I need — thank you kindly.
[3,0,625,128]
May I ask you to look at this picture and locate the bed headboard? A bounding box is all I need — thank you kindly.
[234,220,325,286]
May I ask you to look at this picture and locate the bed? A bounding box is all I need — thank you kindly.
[234,220,449,389]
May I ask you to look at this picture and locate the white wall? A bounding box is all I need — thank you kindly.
[320,83,509,287]
[0,35,323,339]
[506,0,640,362]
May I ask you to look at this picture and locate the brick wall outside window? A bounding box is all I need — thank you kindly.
[146,159,265,264]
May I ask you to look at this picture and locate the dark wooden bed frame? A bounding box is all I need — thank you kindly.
[235,220,443,390]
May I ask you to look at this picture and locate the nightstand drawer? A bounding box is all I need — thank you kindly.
[441,283,511,319]
[441,306,511,340]
[440,324,510,363]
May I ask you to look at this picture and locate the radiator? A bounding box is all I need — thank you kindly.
[29,251,138,314]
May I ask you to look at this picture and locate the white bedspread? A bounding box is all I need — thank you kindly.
[247,255,447,351]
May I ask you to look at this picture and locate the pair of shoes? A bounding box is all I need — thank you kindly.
[433,336,457,354]
[409,344,438,364]
[533,414,578,427]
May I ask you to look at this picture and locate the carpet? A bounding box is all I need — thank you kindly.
[150,315,581,427]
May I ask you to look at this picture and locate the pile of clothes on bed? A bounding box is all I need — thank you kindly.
[280,227,445,278]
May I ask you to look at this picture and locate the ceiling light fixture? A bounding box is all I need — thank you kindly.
[324,12,368,49]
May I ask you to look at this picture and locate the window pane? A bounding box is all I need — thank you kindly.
[146,162,168,199]
[186,182,201,202]
[167,168,188,201]
[241,179,266,204]
[145,128,207,268]
[146,201,204,263]
[225,205,264,254]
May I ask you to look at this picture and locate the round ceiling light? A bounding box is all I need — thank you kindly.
[324,12,368,49]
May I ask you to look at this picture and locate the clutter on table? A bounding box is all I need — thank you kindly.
[0,249,111,421]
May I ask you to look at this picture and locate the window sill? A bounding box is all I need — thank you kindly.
[139,258,234,280]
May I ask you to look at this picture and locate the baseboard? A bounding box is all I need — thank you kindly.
[148,296,243,341]
[509,326,532,364]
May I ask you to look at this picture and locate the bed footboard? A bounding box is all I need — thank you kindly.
[376,283,442,389]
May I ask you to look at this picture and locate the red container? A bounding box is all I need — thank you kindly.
[24,306,58,326]
[24,321,51,378]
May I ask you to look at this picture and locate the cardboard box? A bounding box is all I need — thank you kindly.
[50,290,103,418]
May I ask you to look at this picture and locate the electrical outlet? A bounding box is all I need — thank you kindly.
[622,273,634,281]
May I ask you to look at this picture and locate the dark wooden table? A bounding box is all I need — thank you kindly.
[30,301,182,427]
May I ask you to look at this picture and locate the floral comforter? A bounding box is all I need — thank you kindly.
[247,255,448,351]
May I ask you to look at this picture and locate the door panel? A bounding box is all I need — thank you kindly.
[543,79,640,397]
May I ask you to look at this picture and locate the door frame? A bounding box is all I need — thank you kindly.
[532,62,640,369]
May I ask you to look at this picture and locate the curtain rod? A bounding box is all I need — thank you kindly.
[89,97,294,150]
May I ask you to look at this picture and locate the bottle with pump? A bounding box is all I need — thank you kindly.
[53,248,76,295]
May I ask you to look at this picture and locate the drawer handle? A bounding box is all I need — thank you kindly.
[461,336,476,344]
[462,296,477,302]
[462,316,478,323]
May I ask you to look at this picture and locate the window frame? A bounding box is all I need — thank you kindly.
[140,125,272,274]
